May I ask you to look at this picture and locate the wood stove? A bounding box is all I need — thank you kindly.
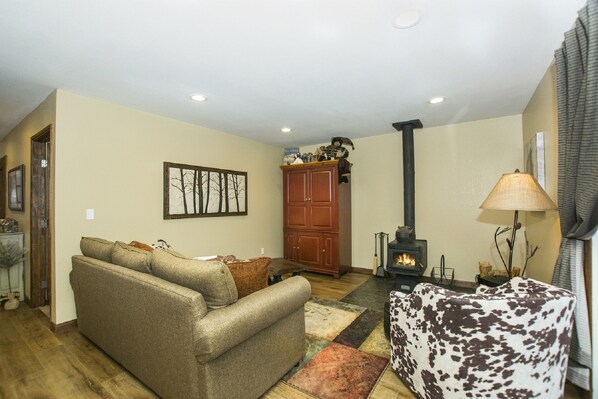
[386,119,427,293]
[387,236,427,293]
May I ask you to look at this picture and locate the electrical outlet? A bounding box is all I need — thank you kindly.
[260,247,265,255]
[86,209,95,220]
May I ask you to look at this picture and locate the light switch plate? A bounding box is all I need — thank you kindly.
[86,209,95,220]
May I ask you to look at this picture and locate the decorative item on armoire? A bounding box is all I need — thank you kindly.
[283,147,300,165]
[324,137,355,159]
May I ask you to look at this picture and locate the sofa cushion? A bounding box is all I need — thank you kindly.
[112,241,152,274]
[151,250,238,309]
[226,257,271,298]
[80,237,114,262]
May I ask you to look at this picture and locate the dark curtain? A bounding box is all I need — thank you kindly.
[552,0,598,390]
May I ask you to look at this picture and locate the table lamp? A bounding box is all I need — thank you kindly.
[480,170,557,280]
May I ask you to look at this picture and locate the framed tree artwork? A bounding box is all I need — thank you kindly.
[163,162,247,219]
[8,164,24,211]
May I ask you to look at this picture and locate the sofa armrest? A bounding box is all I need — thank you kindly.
[194,276,311,363]
[71,254,211,399]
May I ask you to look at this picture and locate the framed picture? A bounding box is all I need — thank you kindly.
[8,164,24,211]
[163,162,247,219]
[524,132,546,190]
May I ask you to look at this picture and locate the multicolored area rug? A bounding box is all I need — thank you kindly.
[283,297,391,399]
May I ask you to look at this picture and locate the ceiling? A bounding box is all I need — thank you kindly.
[0,0,586,147]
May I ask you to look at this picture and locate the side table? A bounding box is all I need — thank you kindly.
[476,274,509,287]
[268,258,308,285]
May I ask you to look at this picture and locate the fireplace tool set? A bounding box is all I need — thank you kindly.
[430,254,454,287]
[372,232,389,277]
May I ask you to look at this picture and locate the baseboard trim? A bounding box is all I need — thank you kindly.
[350,267,477,289]
[52,319,78,333]
[351,267,374,275]
[421,276,477,289]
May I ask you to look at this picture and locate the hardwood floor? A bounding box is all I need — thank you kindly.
[0,272,584,399]
[0,304,157,398]
[303,271,370,301]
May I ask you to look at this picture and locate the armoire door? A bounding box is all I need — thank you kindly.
[320,234,338,273]
[284,170,310,229]
[284,230,298,261]
[296,232,322,269]
[308,167,336,230]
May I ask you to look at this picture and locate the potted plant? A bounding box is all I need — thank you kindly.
[0,240,27,310]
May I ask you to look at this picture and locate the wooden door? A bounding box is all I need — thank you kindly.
[284,170,309,228]
[309,167,336,230]
[30,126,52,310]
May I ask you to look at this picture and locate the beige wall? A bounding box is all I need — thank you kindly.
[521,64,561,283]
[0,91,57,302]
[303,115,524,282]
[51,91,282,323]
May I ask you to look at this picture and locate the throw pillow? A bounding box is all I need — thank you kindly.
[226,257,271,298]
[151,239,172,250]
[112,241,152,274]
[128,240,154,252]
[216,255,237,263]
[80,237,114,262]
[150,250,238,309]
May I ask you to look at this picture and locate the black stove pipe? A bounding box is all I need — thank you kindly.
[392,119,423,237]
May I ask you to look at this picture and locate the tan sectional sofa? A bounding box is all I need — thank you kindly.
[70,238,311,399]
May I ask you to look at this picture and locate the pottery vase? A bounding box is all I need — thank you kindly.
[4,292,19,310]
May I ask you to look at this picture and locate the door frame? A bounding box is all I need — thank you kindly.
[0,155,6,218]
[29,125,53,311]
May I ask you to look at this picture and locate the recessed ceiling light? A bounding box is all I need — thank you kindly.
[428,96,445,104]
[392,8,422,29]
[281,127,292,133]
[190,94,207,102]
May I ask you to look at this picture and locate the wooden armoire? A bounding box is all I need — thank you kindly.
[281,160,351,277]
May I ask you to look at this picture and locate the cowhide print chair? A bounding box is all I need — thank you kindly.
[389,277,576,399]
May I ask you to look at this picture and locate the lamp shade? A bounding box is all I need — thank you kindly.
[480,172,557,211]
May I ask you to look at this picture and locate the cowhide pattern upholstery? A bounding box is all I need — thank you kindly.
[390,277,576,399]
